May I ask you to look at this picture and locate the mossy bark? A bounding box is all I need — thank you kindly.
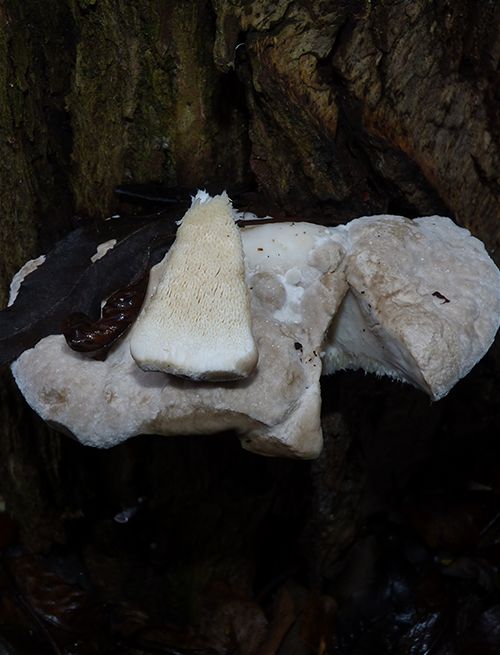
[212,0,499,256]
[67,0,250,215]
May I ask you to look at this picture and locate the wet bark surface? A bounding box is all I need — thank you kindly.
[0,0,499,652]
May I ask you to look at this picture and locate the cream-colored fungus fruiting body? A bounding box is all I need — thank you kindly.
[9,193,500,459]
[130,191,258,381]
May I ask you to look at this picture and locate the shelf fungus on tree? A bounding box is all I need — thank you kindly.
[7,193,500,458]
[130,191,258,381]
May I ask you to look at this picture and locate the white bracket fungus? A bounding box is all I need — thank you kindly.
[10,194,500,458]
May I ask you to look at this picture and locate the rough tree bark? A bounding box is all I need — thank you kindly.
[0,0,498,648]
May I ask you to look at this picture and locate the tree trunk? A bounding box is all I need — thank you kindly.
[0,0,499,651]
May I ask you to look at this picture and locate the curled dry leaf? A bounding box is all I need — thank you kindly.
[63,263,150,360]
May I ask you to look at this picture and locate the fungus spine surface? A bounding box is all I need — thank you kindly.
[130,191,258,381]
